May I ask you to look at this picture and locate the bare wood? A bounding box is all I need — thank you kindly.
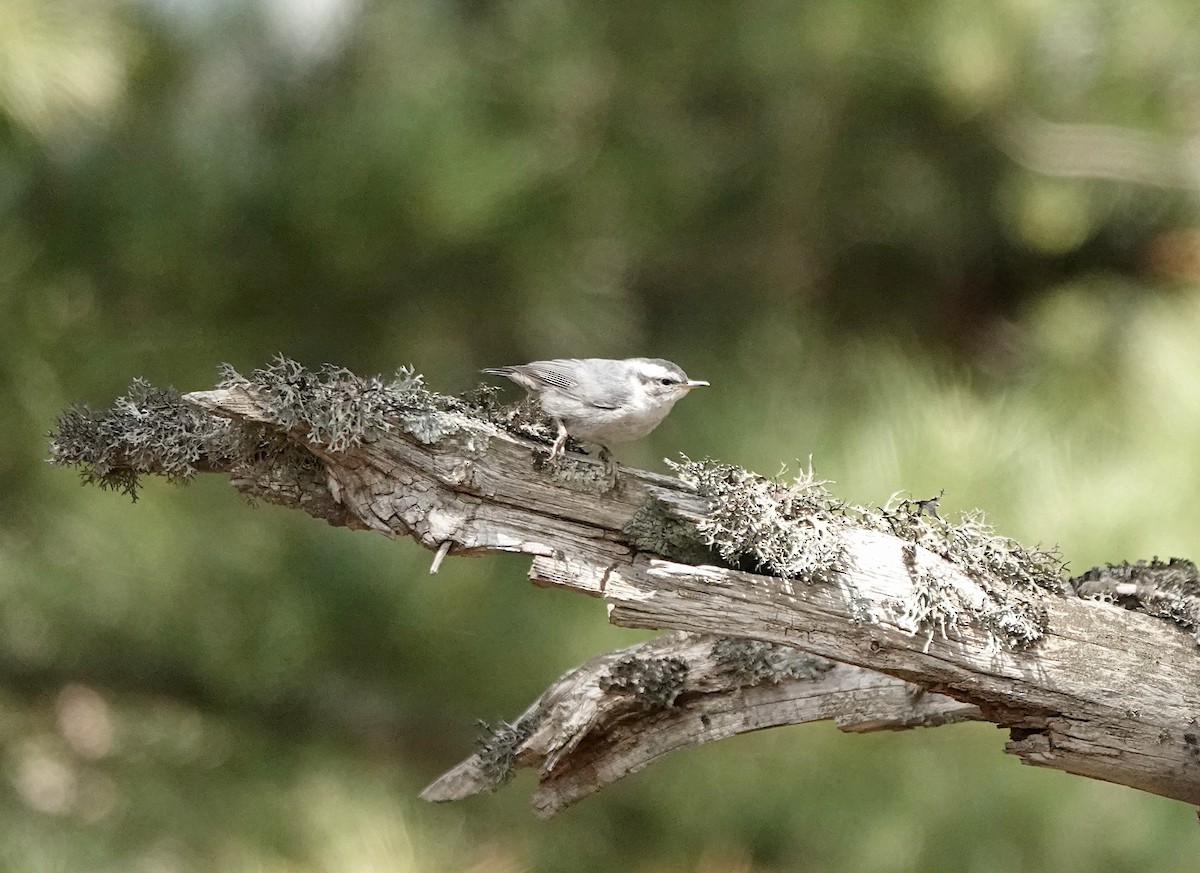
[596,556,1200,804]
[419,631,979,818]
[51,370,1200,814]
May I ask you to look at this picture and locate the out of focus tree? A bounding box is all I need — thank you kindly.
[0,0,133,144]
[4,0,1200,870]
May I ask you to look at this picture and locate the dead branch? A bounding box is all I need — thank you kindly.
[48,360,1200,814]
[420,632,978,818]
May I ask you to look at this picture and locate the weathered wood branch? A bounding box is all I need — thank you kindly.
[48,363,1200,815]
[420,632,979,818]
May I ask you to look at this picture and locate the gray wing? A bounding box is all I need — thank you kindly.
[481,361,578,390]
[485,359,624,409]
[515,360,582,392]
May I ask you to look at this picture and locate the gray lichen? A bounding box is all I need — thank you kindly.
[670,457,1066,649]
[669,458,851,584]
[709,637,835,686]
[601,655,689,710]
[49,357,472,502]
[473,715,539,790]
[468,386,618,489]
[879,498,1060,649]
[49,378,236,500]
[223,423,328,508]
[976,597,1048,650]
[872,499,1065,597]
[621,499,719,565]
[1071,558,1200,644]
[533,452,616,493]
[898,544,967,648]
[466,389,560,451]
[219,356,462,450]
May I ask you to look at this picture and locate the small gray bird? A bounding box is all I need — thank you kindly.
[482,357,709,463]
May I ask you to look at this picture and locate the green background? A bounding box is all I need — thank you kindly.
[4,0,1200,869]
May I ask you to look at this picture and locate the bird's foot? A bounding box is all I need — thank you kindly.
[549,420,569,463]
[598,446,618,491]
[537,423,618,492]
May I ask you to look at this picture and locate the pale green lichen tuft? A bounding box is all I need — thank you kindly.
[898,544,966,648]
[533,452,614,493]
[670,456,1066,649]
[669,457,851,584]
[977,597,1048,649]
[467,388,562,451]
[669,456,841,583]
[469,386,612,486]
[49,358,472,501]
[871,499,1065,596]
[877,497,1061,649]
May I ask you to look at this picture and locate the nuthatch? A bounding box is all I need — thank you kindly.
[482,358,708,465]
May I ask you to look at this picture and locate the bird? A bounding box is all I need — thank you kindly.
[481,357,709,468]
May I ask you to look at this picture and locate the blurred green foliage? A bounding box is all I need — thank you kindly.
[4,0,1200,870]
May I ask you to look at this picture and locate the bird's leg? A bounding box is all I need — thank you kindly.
[550,419,569,461]
[598,445,618,488]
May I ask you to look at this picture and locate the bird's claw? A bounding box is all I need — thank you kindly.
[542,419,618,491]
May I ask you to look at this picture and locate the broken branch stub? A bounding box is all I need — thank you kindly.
[47,359,1200,812]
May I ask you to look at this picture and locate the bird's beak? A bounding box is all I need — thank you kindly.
[684,379,710,389]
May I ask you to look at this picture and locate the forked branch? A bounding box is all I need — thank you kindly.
[48,359,1200,813]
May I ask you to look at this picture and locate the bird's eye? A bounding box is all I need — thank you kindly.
[659,377,676,386]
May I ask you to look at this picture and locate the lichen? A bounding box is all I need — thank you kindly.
[473,715,539,790]
[1071,558,1200,644]
[48,378,236,500]
[601,655,689,710]
[465,388,561,451]
[709,638,834,685]
[879,497,1061,649]
[670,456,1066,649]
[976,597,1048,650]
[669,458,851,584]
[467,385,620,488]
[219,356,462,450]
[533,452,615,493]
[621,499,719,565]
[869,494,1065,596]
[898,544,966,650]
[223,422,327,507]
[49,357,473,500]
